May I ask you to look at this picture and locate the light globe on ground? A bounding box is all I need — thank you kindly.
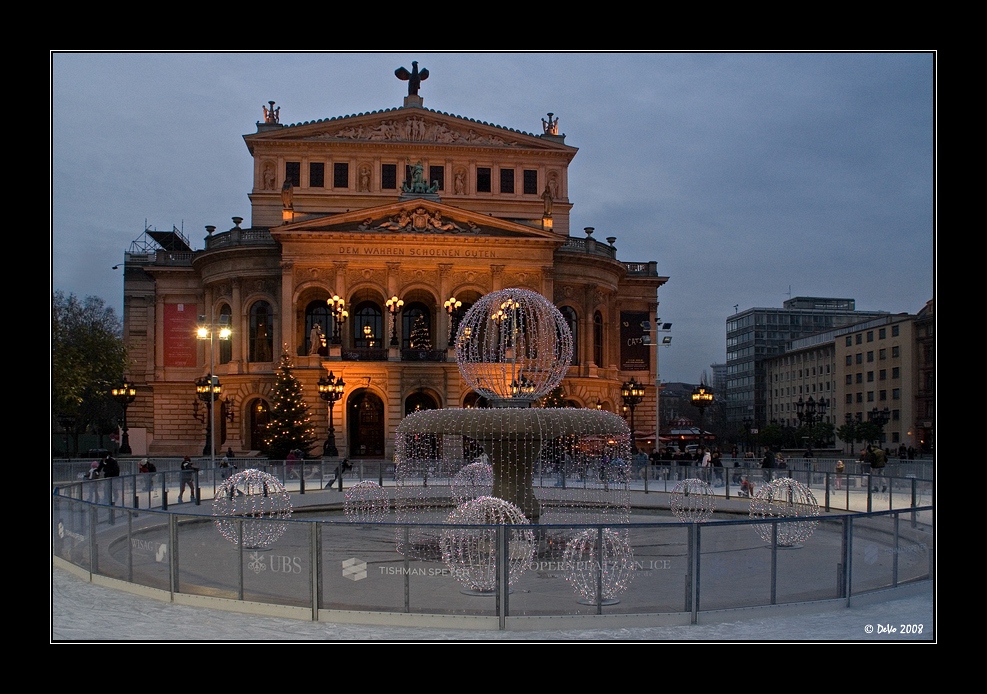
[344,480,389,523]
[440,496,535,594]
[212,469,292,549]
[563,528,635,604]
[749,478,820,546]
[670,478,717,523]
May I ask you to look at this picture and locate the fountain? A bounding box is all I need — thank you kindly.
[394,288,631,545]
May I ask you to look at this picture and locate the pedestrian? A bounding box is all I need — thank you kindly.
[699,446,712,484]
[97,454,121,504]
[139,458,156,492]
[712,448,724,486]
[179,456,198,502]
[868,445,887,493]
[226,447,235,460]
[761,447,776,482]
[834,459,845,490]
[325,458,352,490]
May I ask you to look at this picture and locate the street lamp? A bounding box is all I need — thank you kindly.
[386,295,404,346]
[621,378,645,451]
[111,377,137,455]
[642,319,672,454]
[690,383,714,450]
[796,395,828,454]
[196,314,231,465]
[743,416,753,456]
[868,406,891,447]
[444,295,462,347]
[328,295,348,345]
[195,374,222,456]
[318,371,345,458]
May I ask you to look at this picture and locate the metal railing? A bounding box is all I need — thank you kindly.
[52,466,934,630]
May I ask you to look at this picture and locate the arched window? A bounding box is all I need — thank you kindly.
[594,311,604,367]
[249,301,274,362]
[353,301,383,349]
[218,303,232,364]
[305,300,331,355]
[402,302,432,350]
[560,305,578,366]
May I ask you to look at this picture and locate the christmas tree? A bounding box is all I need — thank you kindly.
[409,313,432,349]
[262,346,318,459]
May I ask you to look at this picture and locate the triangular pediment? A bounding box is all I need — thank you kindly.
[272,200,561,240]
[245,106,575,153]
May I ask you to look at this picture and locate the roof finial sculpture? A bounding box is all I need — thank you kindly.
[395,61,429,96]
[263,101,280,124]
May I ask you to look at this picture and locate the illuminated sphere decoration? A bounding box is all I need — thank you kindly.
[344,480,390,523]
[670,478,717,523]
[451,461,494,505]
[440,496,535,594]
[212,469,292,549]
[455,288,573,406]
[563,528,635,604]
[750,478,820,546]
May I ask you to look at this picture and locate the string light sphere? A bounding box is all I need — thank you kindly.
[440,496,535,593]
[455,288,573,405]
[451,461,494,505]
[563,528,635,604]
[344,480,390,523]
[212,469,292,548]
[670,478,717,523]
[750,478,820,546]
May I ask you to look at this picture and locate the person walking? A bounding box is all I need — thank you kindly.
[178,456,198,502]
[868,444,888,493]
[761,447,776,483]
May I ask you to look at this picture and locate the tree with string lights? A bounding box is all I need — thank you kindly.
[262,347,318,459]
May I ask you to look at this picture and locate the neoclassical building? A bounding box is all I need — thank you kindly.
[121,67,667,458]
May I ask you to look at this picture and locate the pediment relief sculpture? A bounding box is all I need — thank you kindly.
[314,116,523,147]
[357,207,482,235]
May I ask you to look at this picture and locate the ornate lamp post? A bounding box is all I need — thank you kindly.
[318,371,345,458]
[386,295,404,346]
[621,378,645,451]
[328,295,348,345]
[690,383,714,450]
[868,406,891,447]
[111,377,137,455]
[796,395,828,454]
[196,314,231,464]
[444,295,462,347]
[195,375,222,457]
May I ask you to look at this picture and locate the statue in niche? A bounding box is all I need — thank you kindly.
[281,179,293,210]
[395,61,429,96]
[359,165,371,192]
[309,323,323,355]
[263,163,276,190]
[454,169,467,195]
[548,172,559,200]
[542,185,554,216]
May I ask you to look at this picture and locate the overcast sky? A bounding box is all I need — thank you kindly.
[50,51,935,384]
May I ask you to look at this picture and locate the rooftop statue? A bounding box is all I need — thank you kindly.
[395,61,429,96]
[402,160,439,194]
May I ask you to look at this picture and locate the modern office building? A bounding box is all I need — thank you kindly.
[119,64,668,458]
[725,297,887,429]
[762,300,934,453]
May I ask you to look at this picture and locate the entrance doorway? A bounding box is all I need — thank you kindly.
[248,399,270,451]
[348,389,384,457]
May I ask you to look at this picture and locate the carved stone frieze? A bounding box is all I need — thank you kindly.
[347,268,386,286]
[311,116,523,147]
